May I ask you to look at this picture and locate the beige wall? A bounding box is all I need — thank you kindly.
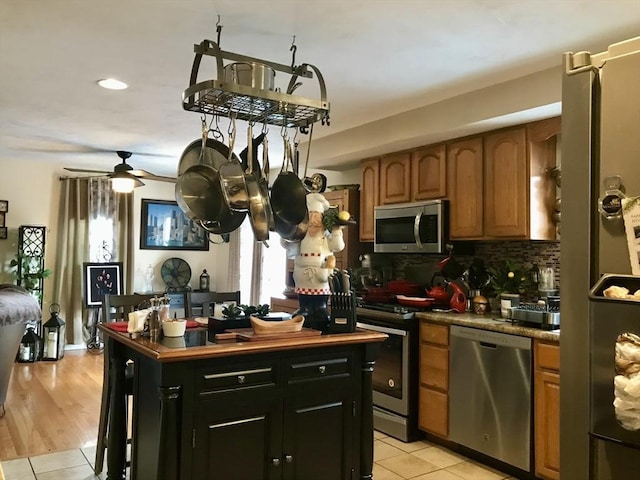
[0,159,360,308]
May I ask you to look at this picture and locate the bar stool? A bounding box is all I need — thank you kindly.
[94,293,154,474]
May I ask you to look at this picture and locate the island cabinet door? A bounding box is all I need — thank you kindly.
[281,391,355,480]
[192,393,283,480]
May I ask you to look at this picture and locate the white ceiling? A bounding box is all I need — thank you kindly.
[1,0,639,177]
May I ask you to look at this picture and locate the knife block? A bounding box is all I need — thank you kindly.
[329,293,356,333]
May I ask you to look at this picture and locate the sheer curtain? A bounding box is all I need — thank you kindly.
[53,177,133,345]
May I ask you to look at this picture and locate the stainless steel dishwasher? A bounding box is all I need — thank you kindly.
[449,325,532,472]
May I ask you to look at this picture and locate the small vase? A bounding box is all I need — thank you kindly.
[499,293,520,319]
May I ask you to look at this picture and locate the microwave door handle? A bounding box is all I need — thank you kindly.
[414,212,423,249]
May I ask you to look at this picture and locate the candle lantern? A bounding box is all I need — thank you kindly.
[16,327,42,363]
[199,269,210,292]
[42,303,66,361]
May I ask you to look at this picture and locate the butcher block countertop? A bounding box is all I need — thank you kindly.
[99,324,387,363]
[416,311,560,342]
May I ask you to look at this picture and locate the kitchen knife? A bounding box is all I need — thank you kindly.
[341,270,351,293]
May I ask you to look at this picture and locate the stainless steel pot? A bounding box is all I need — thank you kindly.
[223,62,275,91]
[219,116,249,211]
[175,164,222,223]
[177,137,231,176]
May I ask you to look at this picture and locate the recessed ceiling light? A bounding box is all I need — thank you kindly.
[97,78,128,90]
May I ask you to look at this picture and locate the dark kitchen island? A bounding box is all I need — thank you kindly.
[99,324,386,480]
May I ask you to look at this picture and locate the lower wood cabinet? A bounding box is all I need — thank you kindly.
[418,322,450,438]
[534,339,560,480]
[192,349,357,479]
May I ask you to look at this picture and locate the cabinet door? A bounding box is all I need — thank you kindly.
[193,396,283,480]
[360,158,379,242]
[412,144,447,200]
[419,386,448,438]
[282,391,353,480]
[447,137,484,239]
[484,127,528,238]
[379,152,411,204]
[535,369,560,480]
[323,189,361,270]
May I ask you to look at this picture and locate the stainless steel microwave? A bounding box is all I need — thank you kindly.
[374,200,448,253]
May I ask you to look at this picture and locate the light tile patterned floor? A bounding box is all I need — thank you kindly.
[1,432,517,480]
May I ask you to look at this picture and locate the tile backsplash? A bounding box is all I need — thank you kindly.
[391,240,561,300]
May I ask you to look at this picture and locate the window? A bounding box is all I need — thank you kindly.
[238,220,288,306]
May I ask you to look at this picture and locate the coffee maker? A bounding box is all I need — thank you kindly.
[357,253,393,290]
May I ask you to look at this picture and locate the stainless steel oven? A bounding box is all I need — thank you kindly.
[356,305,420,442]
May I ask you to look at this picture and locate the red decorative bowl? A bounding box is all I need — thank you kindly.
[396,295,436,309]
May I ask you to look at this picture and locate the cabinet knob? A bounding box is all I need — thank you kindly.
[318,365,326,374]
[272,458,281,467]
[285,454,293,463]
[237,375,246,384]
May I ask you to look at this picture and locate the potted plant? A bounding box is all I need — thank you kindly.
[9,254,52,306]
[487,259,529,317]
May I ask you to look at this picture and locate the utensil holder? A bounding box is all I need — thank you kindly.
[329,293,356,333]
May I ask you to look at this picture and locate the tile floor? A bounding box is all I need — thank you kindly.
[1,432,517,480]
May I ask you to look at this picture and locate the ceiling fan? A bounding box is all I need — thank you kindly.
[64,150,176,192]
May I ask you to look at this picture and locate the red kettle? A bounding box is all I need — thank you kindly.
[448,281,467,314]
[427,274,450,306]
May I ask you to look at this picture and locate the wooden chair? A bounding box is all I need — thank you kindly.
[185,291,241,317]
[94,293,154,474]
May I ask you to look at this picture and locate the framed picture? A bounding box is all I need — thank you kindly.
[83,262,124,308]
[0,200,8,213]
[0,212,4,227]
[140,199,209,251]
[0,227,7,239]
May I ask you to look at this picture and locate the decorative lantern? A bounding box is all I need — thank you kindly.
[199,269,210,292]
[42,303,66,361]
[16,327,42,363]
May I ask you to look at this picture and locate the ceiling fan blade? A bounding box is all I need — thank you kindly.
[129,169,176,182]
[64,167,111,174]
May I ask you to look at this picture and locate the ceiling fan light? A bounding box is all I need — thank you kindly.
[111,172,144,193]
[97,78,128,90]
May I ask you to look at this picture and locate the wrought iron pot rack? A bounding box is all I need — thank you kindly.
[182,37,330,129]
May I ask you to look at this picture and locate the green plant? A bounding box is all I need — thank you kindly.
[239,304,271,317]
[487,259,529,297]
[9,255,52,299]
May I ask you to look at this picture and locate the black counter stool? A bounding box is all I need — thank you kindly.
[94,293,154,475]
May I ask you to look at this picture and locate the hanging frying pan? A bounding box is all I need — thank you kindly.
[270,138,307,225]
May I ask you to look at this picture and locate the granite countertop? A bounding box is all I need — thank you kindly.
[416,311,560,342]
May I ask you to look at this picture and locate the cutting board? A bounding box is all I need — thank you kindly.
[234,328,322,342]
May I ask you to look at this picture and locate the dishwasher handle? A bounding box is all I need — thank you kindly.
[479,341,497,349]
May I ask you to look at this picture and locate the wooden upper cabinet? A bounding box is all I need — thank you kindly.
[323,189,362,270]
[411,143,447,200]
[379,152,411,205]
[484,127,528,238]
[359,157,380,242]
[447,137,484,239]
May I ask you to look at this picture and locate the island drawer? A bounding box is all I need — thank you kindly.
[286,354,352,384]
[197,362,277,396]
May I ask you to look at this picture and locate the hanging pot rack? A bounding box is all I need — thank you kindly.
[182,35,330,129]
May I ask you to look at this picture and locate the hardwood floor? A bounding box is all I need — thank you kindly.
[0,350,103,461]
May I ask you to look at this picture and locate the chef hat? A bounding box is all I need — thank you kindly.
[306,193,330,213]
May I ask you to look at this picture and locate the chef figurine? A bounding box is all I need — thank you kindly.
[292,193,345,331]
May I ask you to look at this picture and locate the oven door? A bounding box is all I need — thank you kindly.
[357,321,409,416]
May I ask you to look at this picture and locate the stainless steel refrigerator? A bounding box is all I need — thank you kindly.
[561,36,640,480]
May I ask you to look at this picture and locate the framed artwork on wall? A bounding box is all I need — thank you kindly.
[83,262,124,308]
[140,199,209,251]
[0,200,8,213]
[0,212,5,227]
[0,227,7,239]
